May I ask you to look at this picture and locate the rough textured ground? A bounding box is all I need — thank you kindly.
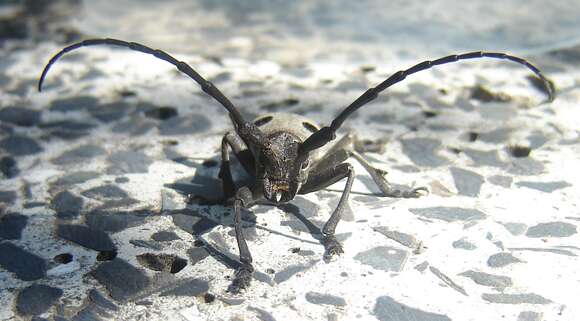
[1,1,580,321]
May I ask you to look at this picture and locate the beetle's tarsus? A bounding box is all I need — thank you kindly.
[322,235,344,262]
[228,263,254,293]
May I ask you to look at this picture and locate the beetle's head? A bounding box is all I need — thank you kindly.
[258,132,311,203]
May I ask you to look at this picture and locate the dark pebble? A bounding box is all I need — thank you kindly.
[88,289,118,311]
[409,207,486,222]
[0,242,47,281]
[463,148,507,168]
[151,231,181,242]
[0,106,41,127]
[172,213,218,235]
[115,176,129,183]
[85,210,148,233]
[525,221,577,238]
[57,224,116,251]
[516,181,572,193]
[81,185,128,200]
[187,247,210,265]
[274,262,314,284]
[129,239,163,251]
[15,284,63,316]
[50,191,84,220]
[0,135,43,156]
[106,150,152,174]
[450,167,484,197]
[89,101,131,122]
[49,96,99,112]
[158,114,211,136]
[23,202,46,209]
[0,213,28,239]
[39,120,96,140]
[400,138,448,167]
[373,296,451,321]
[487,175,513,188]
[166,175,224,203]
[51,144,105,165]
[247,306,278,321]
[91,258,149,301]
[0,190,17,204]
[70,306,102,321]
[305,292,347,306]
[0,156,19,178]
[95,198,140,210]
[52,171,100,187]
[487,252,522,268]
[159,278,209,297]
[507,158,545,176]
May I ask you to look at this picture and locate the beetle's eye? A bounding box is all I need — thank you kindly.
[301,160,310,169]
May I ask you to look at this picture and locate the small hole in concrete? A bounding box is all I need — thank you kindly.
[509,145,531,158]
[97,251,117,261]
[171,257,188,274]
[54,253,73,264]
[423,110,437,118]
[202,160,218,167]
[468,132,479,142]
[137,253,188,274]
[203,293,216,303]
[144,106,178,120]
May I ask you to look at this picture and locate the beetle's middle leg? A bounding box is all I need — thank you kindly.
[299,163,355,260]
[313,133,428,198]
[219,131,255,199]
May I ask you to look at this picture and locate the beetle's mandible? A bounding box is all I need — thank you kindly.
[38,38,555,293]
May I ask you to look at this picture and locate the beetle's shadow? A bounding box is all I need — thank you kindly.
[163,154,322,274]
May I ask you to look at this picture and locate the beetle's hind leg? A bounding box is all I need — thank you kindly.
[313,132,428,198]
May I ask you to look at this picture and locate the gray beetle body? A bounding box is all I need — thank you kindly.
[38,38,554,293]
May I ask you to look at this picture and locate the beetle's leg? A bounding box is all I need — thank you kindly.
[312,133,428,198]
[299,163,354,260]
[219,131,255,199]
[228,186,259,294]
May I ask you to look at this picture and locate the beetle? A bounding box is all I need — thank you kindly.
[38,38,554,293]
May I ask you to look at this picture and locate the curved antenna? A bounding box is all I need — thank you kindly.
[38,38,246,127]
[300,51,555,154]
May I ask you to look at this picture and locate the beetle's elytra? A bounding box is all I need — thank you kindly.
[39,38,554,293]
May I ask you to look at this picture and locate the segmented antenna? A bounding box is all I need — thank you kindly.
[300,51,555,154]
[38,38,246,126]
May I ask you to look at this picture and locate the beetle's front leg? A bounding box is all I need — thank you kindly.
[299,163,355,261]
[219,131,255,199]
[228,186,258,293]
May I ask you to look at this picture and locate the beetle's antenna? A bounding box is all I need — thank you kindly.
[38,38,246,126]
[300,51,555,155]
